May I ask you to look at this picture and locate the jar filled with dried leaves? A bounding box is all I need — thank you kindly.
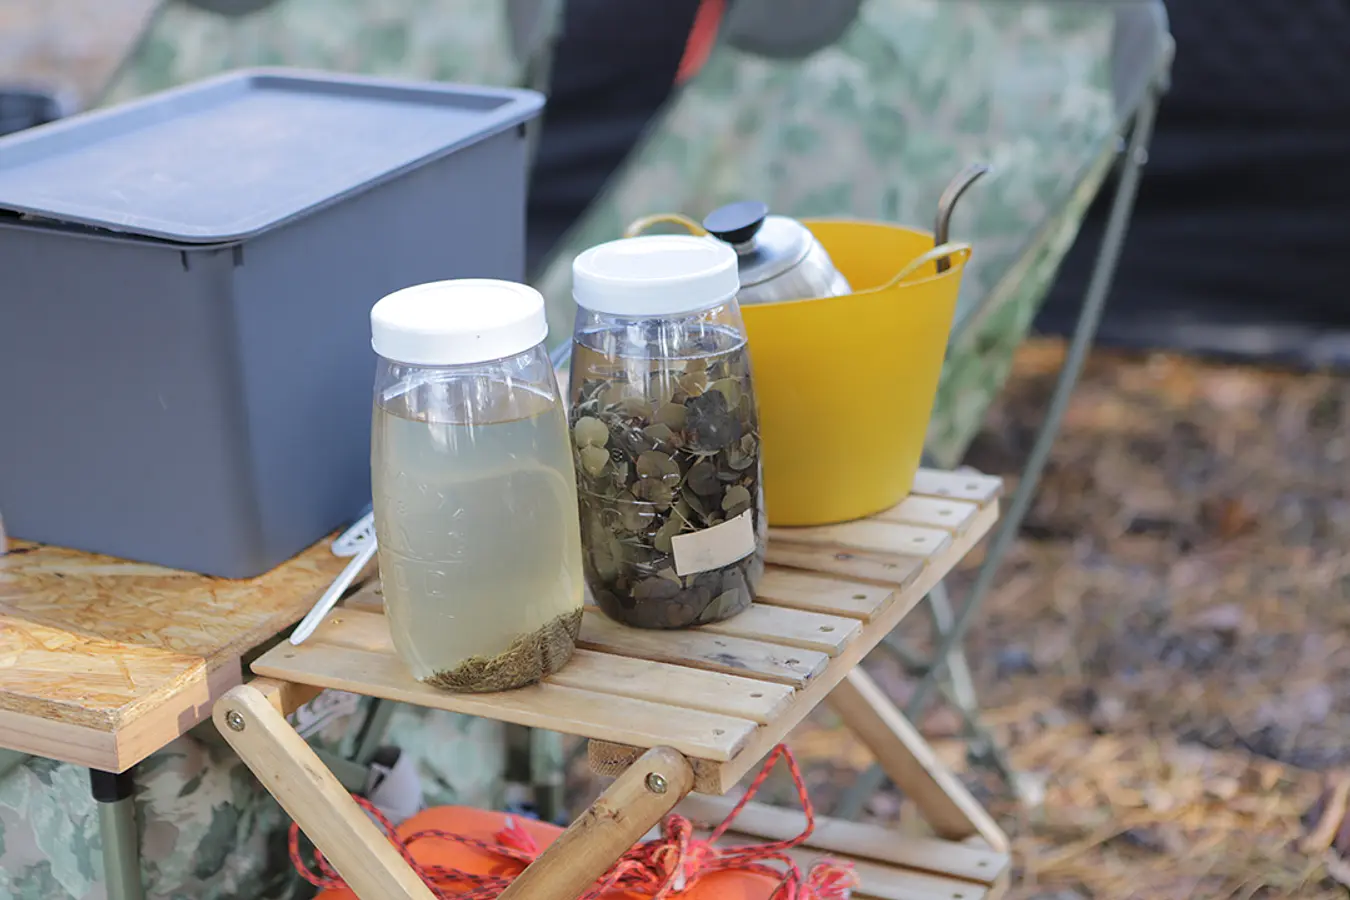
[371,280,584,692]
[568,235,766,629]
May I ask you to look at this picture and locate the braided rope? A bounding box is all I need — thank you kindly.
[289,743,857,899]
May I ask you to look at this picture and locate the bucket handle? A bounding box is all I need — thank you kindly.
[891,241,972,284]
[625,215,971,283]
[623,213,706,238]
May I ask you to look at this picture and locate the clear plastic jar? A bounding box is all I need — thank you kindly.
[568,235,766,629]
[370,279,584,692]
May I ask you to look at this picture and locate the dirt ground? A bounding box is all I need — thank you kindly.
[571,337,1350,899]
[823,338,1350,899]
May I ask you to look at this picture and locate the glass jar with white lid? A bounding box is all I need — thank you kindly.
[371,279,584,691]
[568,235,766,629]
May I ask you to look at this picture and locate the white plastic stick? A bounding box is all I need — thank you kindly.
[290,538,378,645]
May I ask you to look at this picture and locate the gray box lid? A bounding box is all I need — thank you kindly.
[0,68,543,244]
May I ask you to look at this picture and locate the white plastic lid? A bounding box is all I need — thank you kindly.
[572,235,739,316]
[370,279,547,366]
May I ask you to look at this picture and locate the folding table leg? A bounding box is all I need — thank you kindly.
[90,767,145,900]
[840,84,1166,821]
[828,669,1008,853]
[499,745,694,900]
[213,681,438,900]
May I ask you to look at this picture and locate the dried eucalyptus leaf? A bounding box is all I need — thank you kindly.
[687,460,721,496]
[573,416,609,449]
[650,372,679,406]
[636,451,680,484]
[710,378,742,406]
[723,484,752,517]
[590,539,620,580]
[632,478,674,511]
[678,370,708,397]
[672,498,694,527]
[617,492,655,532]
[615,397,653,419]
[633,576,681,603]
[643,423,675,449]
[579,445,610,477]
[653,518,682,553]
[683,486,709,519]
[655,403,688,431]
[685,390,742,452]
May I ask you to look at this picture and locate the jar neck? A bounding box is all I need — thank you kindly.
[375,343,560,424]
[572,303,747,360]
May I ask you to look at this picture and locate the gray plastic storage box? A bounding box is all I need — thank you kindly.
[0,69,543,577]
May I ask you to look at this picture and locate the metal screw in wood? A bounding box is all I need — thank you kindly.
[225,710,246,732]
[645,773,668,794]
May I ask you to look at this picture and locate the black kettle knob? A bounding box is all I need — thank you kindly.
[702,200,769,245]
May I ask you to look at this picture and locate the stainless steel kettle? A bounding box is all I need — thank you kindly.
[701,201,851,305]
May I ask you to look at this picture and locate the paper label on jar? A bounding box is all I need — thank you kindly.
[672,510,755,577]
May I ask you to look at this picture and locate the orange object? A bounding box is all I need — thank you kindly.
[739,221,970,525]
[676,0,727,85]
[314,806,783,900]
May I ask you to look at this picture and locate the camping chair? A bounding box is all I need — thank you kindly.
[529,0,1174,814]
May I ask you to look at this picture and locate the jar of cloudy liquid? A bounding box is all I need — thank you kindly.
[569,235,766,629]
[370,280,584,692]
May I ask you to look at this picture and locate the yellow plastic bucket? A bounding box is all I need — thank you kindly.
[745,220,969,525]
[622,217,970,527]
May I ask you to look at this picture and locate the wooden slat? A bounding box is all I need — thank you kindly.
[676,798,1009,885]
[579,612,828,687]
[311,608,794,724]
[308,608,396,652]
[776,848,999,900]
[877,497,980,536]
[911,470,1003,505]
[829,669,1009,853]
[547,650,793,724]
[696,603,862,656]
[766,545,925,588]
[251,642,755,761]
[754,569,894,621]
[769,521,952,558]
[249,678,325,718]
[589,500,1000,792]
[712,836,1001,900]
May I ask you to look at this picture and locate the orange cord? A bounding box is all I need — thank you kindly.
[289,743,857,899]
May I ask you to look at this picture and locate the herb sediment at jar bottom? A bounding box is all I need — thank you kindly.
[568,337,766,629]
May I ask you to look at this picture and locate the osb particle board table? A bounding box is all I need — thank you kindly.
[0,538,348,771]
[0,527,353,900]
[220,468,1013,900]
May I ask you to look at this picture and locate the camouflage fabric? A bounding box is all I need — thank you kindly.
[927,141,1117,466]
[0,693,504,900]
[101,0,535,105]
[533,0,1130,464]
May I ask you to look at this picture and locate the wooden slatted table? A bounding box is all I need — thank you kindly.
[216,468,1012,900]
